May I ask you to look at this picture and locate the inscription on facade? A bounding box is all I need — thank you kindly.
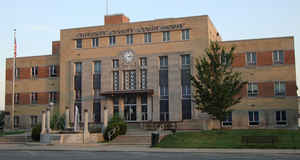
[74,23,185,39]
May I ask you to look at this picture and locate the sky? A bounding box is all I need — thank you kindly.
[0,0,299,110]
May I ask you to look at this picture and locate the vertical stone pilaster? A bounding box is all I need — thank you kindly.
[119,96,124,119]
[46,108,51,133]
[41,110,46,134]
[136,95,141,121]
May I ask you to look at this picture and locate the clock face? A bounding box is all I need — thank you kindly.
[123,50,134,63]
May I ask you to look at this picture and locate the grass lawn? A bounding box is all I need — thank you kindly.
[0,130,25,137]
[157,129,300,149]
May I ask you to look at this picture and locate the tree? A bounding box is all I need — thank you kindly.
[191,41,246,129]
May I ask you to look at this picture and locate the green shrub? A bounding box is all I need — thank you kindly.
[31,124,41,141]
[50,111,65,130]
[104,115,127,141]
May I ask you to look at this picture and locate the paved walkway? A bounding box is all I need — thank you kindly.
[0,143,300,154]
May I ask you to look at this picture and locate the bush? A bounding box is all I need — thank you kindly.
[50,111,65,130]
[31,124,41,141]
[104,115,127,141]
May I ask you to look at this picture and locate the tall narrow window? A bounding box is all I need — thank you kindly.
[276,110,287,125]
[113,98,119,115]
[113,59,119,69]
[76,39,82,48]
[31,115,38,127]
[14,93,19,104]
[14,116,19,128]
[141,95,148,121]
[31,92,38,104]
[94,61,101,74]
[126,34,133,45]
[273,50,284,64]
[275,81,286,96]
[163,31,170,42]
[49,91,57,103]
[75,90,82,100]
[31,66,38,78]
[49,65,57,77]
[109,36,116,46]
[15,68,20,79]
[182,29,190,40]
[182,55,190,66]
[181,54,192,120]
[160,86,168,97]
[248,82,258,97]
[249,111,259,126]
[113,71,119,90]
[246,52,257,65]
[124,70,136,90]
[92,38,99,48]
[160,56,168,69]
[140,57,147,67]
[75,62,82,75]
[141,69,147,89]
[144,32,152,43]
[182,85,191,97]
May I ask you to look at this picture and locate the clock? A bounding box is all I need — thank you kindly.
[123,50,134,63]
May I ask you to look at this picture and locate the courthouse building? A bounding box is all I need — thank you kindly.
[5,14,298,129]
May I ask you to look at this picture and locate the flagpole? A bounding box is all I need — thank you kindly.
[11,29,16,129]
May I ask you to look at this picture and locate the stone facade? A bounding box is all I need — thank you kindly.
[4,14,298,129]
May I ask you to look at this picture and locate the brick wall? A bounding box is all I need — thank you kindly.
[5,94,12,105]
[19,68,31,79]
[257,51,273,66]
[37,92,49,104]
[19,93,30,105]
[52,41,60,55]
[232,54,245,67]
[6,69,12,81]
[105,14,129,25]
[284,50,295,64]
[258,82,274,97]
[286,81,297,96]
[37,66,49,78]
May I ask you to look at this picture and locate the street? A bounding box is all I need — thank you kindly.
[0,151,299,160]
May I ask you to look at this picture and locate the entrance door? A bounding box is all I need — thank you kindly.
[124,95,137,121]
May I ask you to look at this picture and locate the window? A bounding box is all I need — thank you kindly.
[75,62,82,74]
[113,71,119,90]
[222,112,232,126]
[276,110,287,125]
[182,85,191,97]
[124,70,136,90]
[31,66,38,78]
[246,52,256,65]
[14,116,19,128]
[75,90,81,100]
[113,98,119,115]
[182,29,190,40]
[126,34,133,45]
[248,82,258,97]
[94,61,101,73]
[94,89,101,99]
[275,81,286,96]
[160,86,168,97]
[92,38,99,48]
[31,92,38,104]
[49,91,57,103]
[109,36,116,46]
[31,115,38,127]
[76,39,82,48]
[144,32,152,43]
[14,93,19,104]
[49,65,57,77]
[160,56,168,69]
[141,69,147,89]
[140,57,147,67]
[141,95,148,120]
[15,68,20,79]
[248,111,259,126]
[163,31,170,42]
[182,55,191,66]
[221,54,228,65]
[113,59,119,69]
[273,50,284,64]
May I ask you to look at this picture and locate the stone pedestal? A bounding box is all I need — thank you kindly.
[46,108,51,133]
[41,110,46,134]
[65,107,70,129]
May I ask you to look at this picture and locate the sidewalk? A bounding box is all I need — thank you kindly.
[0,143,300,154]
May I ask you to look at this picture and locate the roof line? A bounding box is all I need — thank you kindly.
[61,15,209,31]
[6,54,57,60]
[221,36,294,43]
